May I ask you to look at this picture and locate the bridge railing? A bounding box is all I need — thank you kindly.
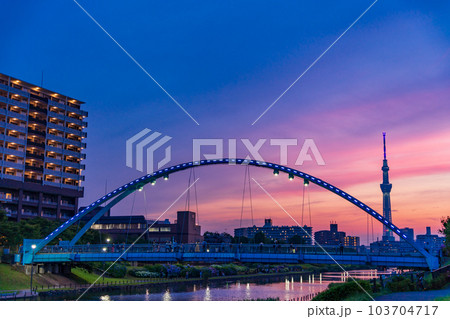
[37,243,423,257]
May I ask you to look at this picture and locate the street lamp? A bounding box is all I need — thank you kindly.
[102,247,107,252]
[106,238,111,243]
[30,244,36,294]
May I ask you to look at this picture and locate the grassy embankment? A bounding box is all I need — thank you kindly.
[0,262,346,292]
[0,264,32,291]
[313,271,450,301]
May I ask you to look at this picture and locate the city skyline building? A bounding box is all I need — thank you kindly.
[234,218,313,244]
[380,132,394,241]
[0,73,87,221]
[91,211,203,243]
[416,226,445,255]
[314,223,346,246]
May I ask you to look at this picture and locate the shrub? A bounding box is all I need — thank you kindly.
[144,264,167,276]
[180,265,200,278]
[386,276,415,292]
[313,280,371,301]
[132,270,160,278]
[199,268,211,279]
[164,264,181,278]
[427,274,449,290]
[106,263,127,278]
[220,264,238,276]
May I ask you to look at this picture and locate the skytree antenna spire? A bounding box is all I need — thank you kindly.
[380,132,394,242]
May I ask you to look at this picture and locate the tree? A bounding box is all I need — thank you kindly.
[254,231,269,244]
[439,216,450,256]
[0,210,103,249]
[288,235,307,245]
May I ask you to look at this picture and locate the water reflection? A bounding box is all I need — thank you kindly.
[203,286,211,301]
[245,283,251,300]
[163,289,172,301]
[92,269,391,301]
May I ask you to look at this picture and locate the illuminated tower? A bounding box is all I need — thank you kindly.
[380,132,394,241]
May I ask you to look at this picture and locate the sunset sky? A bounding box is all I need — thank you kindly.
[1,1,449,244]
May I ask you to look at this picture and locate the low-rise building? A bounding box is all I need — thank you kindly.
[416,227,445,255]
[234,218,313,244]
[314,223,346,246]
[90,210,202,243]
[343,236,360,248]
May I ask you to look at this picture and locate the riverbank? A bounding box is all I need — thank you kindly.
[37,271,314,300]
[312,270,450,301]
[375,286,450,301]
[0,262,373,300]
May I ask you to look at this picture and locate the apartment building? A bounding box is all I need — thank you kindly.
[0,72,87,221]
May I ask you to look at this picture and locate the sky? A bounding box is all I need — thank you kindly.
[1,0,449,244]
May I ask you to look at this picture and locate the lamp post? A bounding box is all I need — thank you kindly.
[30,244,36,294]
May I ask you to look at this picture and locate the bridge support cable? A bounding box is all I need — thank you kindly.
[366,213,369,245]
[371,215,375,243]
[307,183,312,228]
[181,168,199,243]
[193,168,200,226]
[239,165,255,229]
[26,158,438,269]
[125,191,138,245]
[301,182,306,225]
[247,166,254,226]
[142,187,151,245]
[239,166,248,228]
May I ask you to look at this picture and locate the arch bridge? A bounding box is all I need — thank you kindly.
[21,158,438,270]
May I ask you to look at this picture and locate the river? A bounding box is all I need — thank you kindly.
[81,269,389,301]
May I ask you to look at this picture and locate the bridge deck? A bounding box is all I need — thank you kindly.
[28,244,429,268]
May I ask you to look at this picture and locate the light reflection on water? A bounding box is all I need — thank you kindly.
[94,270,390,301]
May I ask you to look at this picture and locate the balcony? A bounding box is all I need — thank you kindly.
[28,127,46,137]
[27,140,45,149]
[25,165,43,172]
[6,121,27,133]
[30,93,48,103]
[8,85,30,98]
[42,200,58,206]
[28,116,47,126]
[4,134,26,145]
[62,171,84,181]
[29,105,47,114]
[24,177,42,184]
[3,147,25,157]
[48,110,65,121]
[2,175,23,182]
[8,98,28,109]
[60,201,75,208]
[47,133,64,143]
[26,152,45,160]
[22,211,39,217]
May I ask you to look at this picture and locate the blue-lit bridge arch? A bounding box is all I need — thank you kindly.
[22,158,437,269]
